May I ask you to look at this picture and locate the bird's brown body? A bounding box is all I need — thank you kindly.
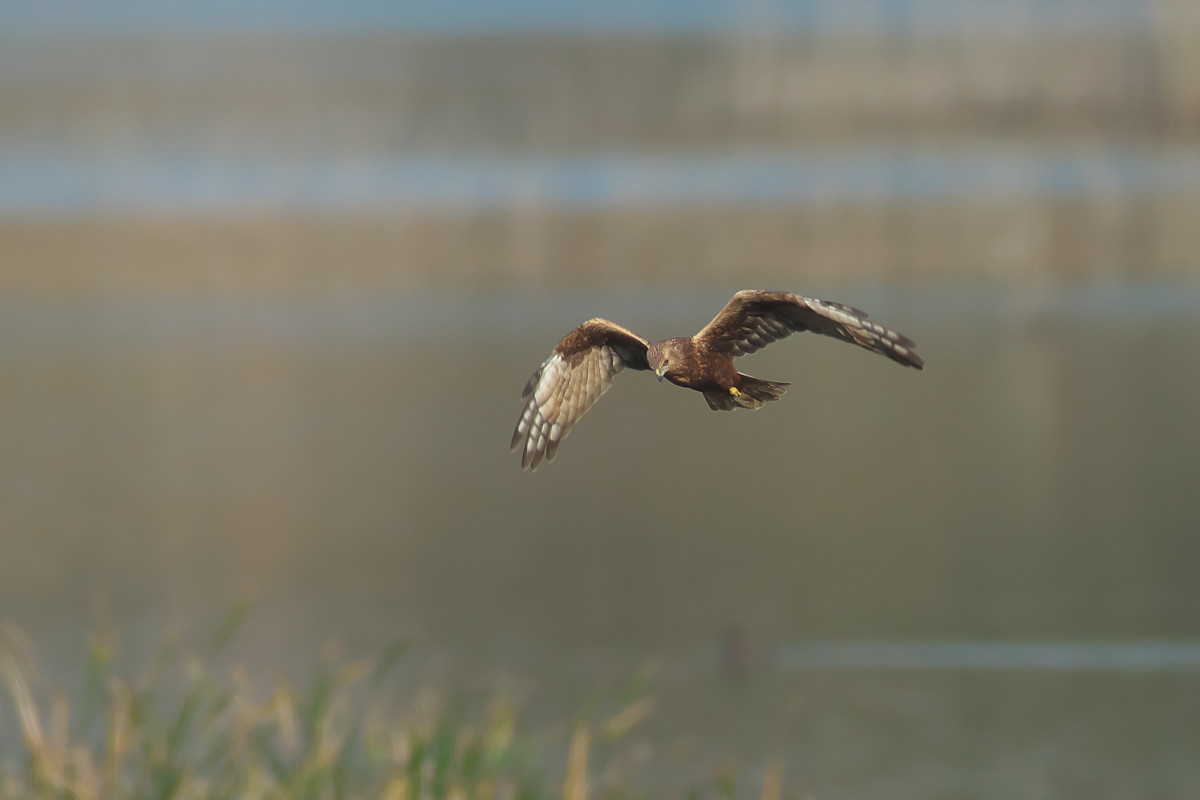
[512,290,923,470]
[648,336,786,411]
[652,337,738,392]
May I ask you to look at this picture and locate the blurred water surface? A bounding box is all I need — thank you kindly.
[2,286,1199,796]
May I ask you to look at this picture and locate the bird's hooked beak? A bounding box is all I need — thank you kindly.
[654,364,667,382]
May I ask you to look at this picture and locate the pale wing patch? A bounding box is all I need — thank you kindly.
[510,345,626,470]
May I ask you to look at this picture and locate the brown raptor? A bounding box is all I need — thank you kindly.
[511,290,923,470]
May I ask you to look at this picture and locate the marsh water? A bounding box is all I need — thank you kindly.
[3,287,1200,795]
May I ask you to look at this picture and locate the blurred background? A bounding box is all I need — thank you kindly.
[2,0,1199,796]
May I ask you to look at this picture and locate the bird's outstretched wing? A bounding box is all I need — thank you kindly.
[511,319,650,470]
[693,290,924,370]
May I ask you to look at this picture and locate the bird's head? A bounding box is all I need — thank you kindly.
[647,339,684,382]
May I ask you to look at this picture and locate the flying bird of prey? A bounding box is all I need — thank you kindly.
[511,290,923,470]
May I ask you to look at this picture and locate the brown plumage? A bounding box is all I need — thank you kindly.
[511,290,923,470]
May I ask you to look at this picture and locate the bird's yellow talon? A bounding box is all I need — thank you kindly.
[729,386,742,396]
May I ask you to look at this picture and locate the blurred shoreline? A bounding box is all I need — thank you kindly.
[3,27,1199,293]
[5,194,1199,295]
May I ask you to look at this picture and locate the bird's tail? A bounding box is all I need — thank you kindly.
[704,374,790,410]
[737,375,790,409]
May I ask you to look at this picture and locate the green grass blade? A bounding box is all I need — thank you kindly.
[210,601,252,656]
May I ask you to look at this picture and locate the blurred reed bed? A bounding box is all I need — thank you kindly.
[0,616,780,800]
[1151,0,1200,131]
[3,27,1197,150]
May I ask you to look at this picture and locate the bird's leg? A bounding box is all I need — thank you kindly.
[729,386,742,397]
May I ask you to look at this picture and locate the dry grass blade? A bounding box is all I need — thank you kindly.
[601,697,654,740]
[0,621,786,798]
[0,623,45,753]
[760,757,783,800]
[564,725,590,800]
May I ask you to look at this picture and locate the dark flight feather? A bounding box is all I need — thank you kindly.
[694,290,924,369]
